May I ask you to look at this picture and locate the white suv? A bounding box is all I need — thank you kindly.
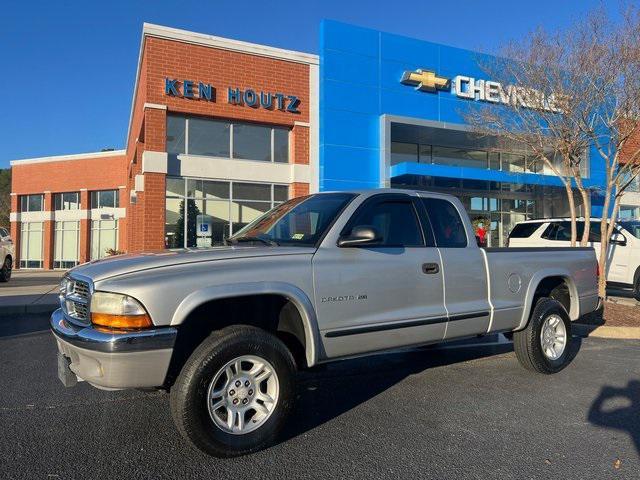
[0,227,14,282]
[508,218,640,300]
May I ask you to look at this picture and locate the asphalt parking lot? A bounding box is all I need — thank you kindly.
[1,314,638,479]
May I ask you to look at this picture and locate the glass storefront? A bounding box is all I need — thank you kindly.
[54,221,80,269]
[389,121,589,178]
[391,142,547,174]
[165,177,289,248]
[19,222,43,268]
[91,219,118,260]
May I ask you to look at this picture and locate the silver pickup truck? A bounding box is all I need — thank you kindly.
[51,189,599,457]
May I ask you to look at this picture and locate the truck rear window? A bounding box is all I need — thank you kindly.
[509,222,543,238]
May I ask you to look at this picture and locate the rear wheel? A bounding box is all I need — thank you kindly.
[633,275,640,302]
[514,298,572,374]
[170,325,296,457]
[0,256,12,282]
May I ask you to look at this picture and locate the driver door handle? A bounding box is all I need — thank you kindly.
[422,262,440,274]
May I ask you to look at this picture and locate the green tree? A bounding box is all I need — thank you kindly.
[173,199,200,248]
[0,168,11,228]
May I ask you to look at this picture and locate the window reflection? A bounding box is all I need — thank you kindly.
[166,114,290,163]
[165,178,289,248]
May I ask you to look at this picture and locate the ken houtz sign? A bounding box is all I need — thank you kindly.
[400,69,563,113]
[164,78,300,113]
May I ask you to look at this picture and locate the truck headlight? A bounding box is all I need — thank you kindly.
[59,277,71,296]
[90,292,152,330]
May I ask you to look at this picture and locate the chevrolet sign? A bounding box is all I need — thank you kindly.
[401,68,563,113]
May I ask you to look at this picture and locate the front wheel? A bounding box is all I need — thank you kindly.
[170,325,296,457]
[633,275,640,302]
[513,298,572,374]
[0,256,12,282]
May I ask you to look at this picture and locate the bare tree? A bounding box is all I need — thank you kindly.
[570,9,640,297]
[465,7,640,297]
[465,26,595,246]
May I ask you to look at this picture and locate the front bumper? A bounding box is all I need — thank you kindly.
[50,308,177,390]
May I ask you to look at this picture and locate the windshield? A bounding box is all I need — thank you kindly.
[228,193,356,247]
[619,221,640,239]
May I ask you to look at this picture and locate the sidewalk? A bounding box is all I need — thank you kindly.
[575,294,640,340]
[0,271,63,315]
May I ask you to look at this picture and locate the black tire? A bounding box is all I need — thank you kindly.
[0,256,12,282]
[634,274,640,302]
[170,325,296,458]
[513,298,572,374]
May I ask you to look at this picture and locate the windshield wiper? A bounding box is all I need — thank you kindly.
[226,235,279,246]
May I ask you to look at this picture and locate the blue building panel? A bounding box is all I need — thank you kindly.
[319,20,609,218]
[322,109,379,149]
[323,49,379,87]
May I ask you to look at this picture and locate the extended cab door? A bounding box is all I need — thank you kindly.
[313,193,447,359]
[418,196,491,339]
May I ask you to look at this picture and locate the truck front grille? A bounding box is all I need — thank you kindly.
[60,276,92,325]
[72,280,90,300]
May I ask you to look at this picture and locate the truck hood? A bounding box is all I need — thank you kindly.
[67,246,316,282]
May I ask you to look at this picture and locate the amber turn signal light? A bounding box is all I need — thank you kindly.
[91,312,153,330]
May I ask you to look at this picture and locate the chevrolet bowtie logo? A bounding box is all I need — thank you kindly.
[401,69,450,92]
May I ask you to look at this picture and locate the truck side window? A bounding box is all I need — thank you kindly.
[420,198,467,248]
[347,200,424,247]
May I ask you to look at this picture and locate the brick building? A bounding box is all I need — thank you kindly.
[10,24,318,269]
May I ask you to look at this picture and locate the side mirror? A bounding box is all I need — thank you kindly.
[611,232,627,246]
[337,225,381,248]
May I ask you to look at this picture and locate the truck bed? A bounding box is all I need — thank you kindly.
[481,246,599,332]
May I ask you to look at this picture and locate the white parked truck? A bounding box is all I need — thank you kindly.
[508,218,640,300]
[51,189,599,457]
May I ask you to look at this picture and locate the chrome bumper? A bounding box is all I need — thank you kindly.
[50,309,177,389]
[50,308,177,353]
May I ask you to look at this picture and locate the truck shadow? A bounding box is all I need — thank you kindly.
[0,312,52,338]
[587,380,640,455]
[279,336,582,444]
[280,337,582,442]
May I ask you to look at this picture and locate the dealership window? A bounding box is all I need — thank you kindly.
[54,221,80,269]
[619,205,639,219]
[19,222,43,268]
[165,177,289,248]
[189,118,230,157]
[20,194,44,212]
[91,220,118,260]
[388,141,585,177]
[391,142,418,165]
[91,190,119,208]
[167,115,289,163]
[54,192,79,210]
[432,146,488,169]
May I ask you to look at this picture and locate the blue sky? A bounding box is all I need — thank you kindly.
[0,0,610,168]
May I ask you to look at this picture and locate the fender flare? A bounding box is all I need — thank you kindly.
[170,281,321,367]
[516,269,579,330]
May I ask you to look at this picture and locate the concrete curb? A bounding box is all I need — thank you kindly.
[574,324,640,340]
